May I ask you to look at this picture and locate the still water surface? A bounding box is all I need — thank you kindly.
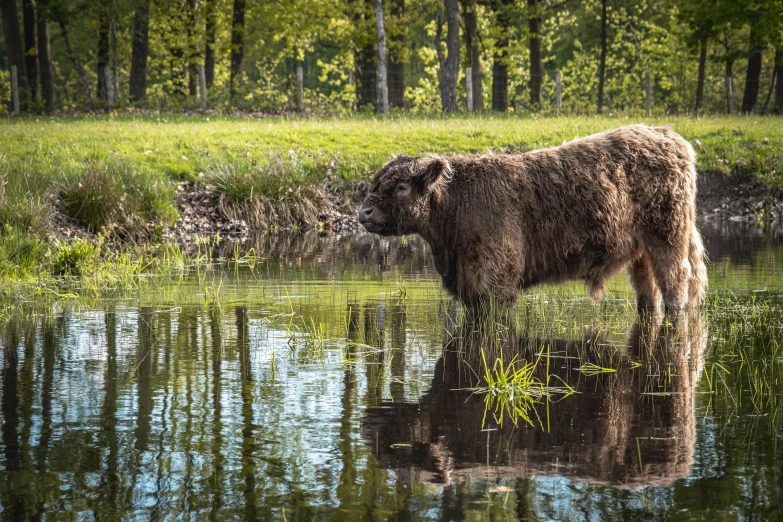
[1,222,783,520]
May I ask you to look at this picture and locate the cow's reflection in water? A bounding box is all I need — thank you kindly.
[362,310,706,488]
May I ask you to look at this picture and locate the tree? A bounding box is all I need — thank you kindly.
[57,18,94,109]
[679,0,715,113]
[109,0,119,103]
[387,0,404,108]
[775,48,783,114]
[36,0,55,112]
[375,0,389,113]
[97,3,111,104]
[353,0,377,110]
[596,0,607,113]
[438,0,459,112]
[741,26,763,113]
[1,0,29,109]
[130,0,150,101]
[187,0,199,96]
[229,0,246,102]
[204,0,217,88]
[22,0,37,102]
[491,0,512,111]
[464,0,483,110]
[527,0,542,110]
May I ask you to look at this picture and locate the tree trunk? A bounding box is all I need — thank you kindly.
[97,6,110,103]
[229,0,246,102]
[725,59,733,113]
[129,0,150,102]
[527,0,542,110]
[596,0,607,113]
[465,0,483,110]
[36,0,55,112]
[170,39,187,96]
[22,0,37,102]
[1,0,29,109]
[491,0,511,111]
[774,49,783,115]
[440,0,459,112]
[188,0,199,97]
[694,37,707,114]
[374,0,388,113]
[741,28,762,114]
[761,62,776,114]
[387,0,404,108]
[109,0,119,103]
[58,20,94,109]
[205,0,217,88]
[354,0,376,110]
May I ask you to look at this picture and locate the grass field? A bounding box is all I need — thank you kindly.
[0,113,782,284]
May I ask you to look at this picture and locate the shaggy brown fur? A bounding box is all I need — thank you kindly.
[359,124,708,311]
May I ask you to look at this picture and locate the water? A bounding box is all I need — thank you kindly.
[2,222,783,520]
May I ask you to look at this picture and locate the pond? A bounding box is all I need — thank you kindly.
[1,222,783,520]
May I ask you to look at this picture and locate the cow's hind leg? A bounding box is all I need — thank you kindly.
[647,241,691,312]
[628,255,660,314]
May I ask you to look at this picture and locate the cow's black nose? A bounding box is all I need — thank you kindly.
[358,207,373,222]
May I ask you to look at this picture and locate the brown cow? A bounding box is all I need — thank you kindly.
[358,125,708,311]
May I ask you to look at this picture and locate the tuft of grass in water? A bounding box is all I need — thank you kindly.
[468,348,574,429]
[287,317,327,363]
[57,160,177,237]
[575,362,618,376]
[207,153,331,232]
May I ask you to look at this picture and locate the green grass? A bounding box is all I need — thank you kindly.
[206,154,329,229]
[2,113,782,182]
[58,159,177,236]
[0,113,781,284]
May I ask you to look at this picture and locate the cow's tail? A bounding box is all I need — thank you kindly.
[682,135,708,306]
[688,224,708,306]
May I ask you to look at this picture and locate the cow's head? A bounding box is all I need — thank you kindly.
[358,155,452,236]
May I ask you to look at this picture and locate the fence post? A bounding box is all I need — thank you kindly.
[105,66,114,109]
[725,76,734,113]
[466,67,473,112]
[555,71,562,116]
[197,65,207,111]
[296,65,303,110]
[645,72,652,117]
[10,65,20,116]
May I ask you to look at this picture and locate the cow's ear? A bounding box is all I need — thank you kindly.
[414,155,452,190]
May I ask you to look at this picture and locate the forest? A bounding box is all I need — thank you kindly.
[1,0,782,116]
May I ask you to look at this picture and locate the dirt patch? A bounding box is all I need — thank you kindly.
[162,180,361,250]
[162,181,250,247]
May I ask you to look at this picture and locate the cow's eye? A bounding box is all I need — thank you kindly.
[395,183,410,195]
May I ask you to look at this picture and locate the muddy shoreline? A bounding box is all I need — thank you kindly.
[50,170,783,250]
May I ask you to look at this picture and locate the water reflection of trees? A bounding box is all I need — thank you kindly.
[1,289,781,520]
[363,311,707,490]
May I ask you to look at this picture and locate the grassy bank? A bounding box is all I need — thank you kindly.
[1,113,782,284]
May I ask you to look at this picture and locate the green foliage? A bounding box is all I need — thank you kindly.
[0,156,53,236]
[51,238,100,277]
[207,153,330,230]
[0,227,49,279]
[57,160,178,237]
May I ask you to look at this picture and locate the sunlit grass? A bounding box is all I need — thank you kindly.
[462,348,575,429]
